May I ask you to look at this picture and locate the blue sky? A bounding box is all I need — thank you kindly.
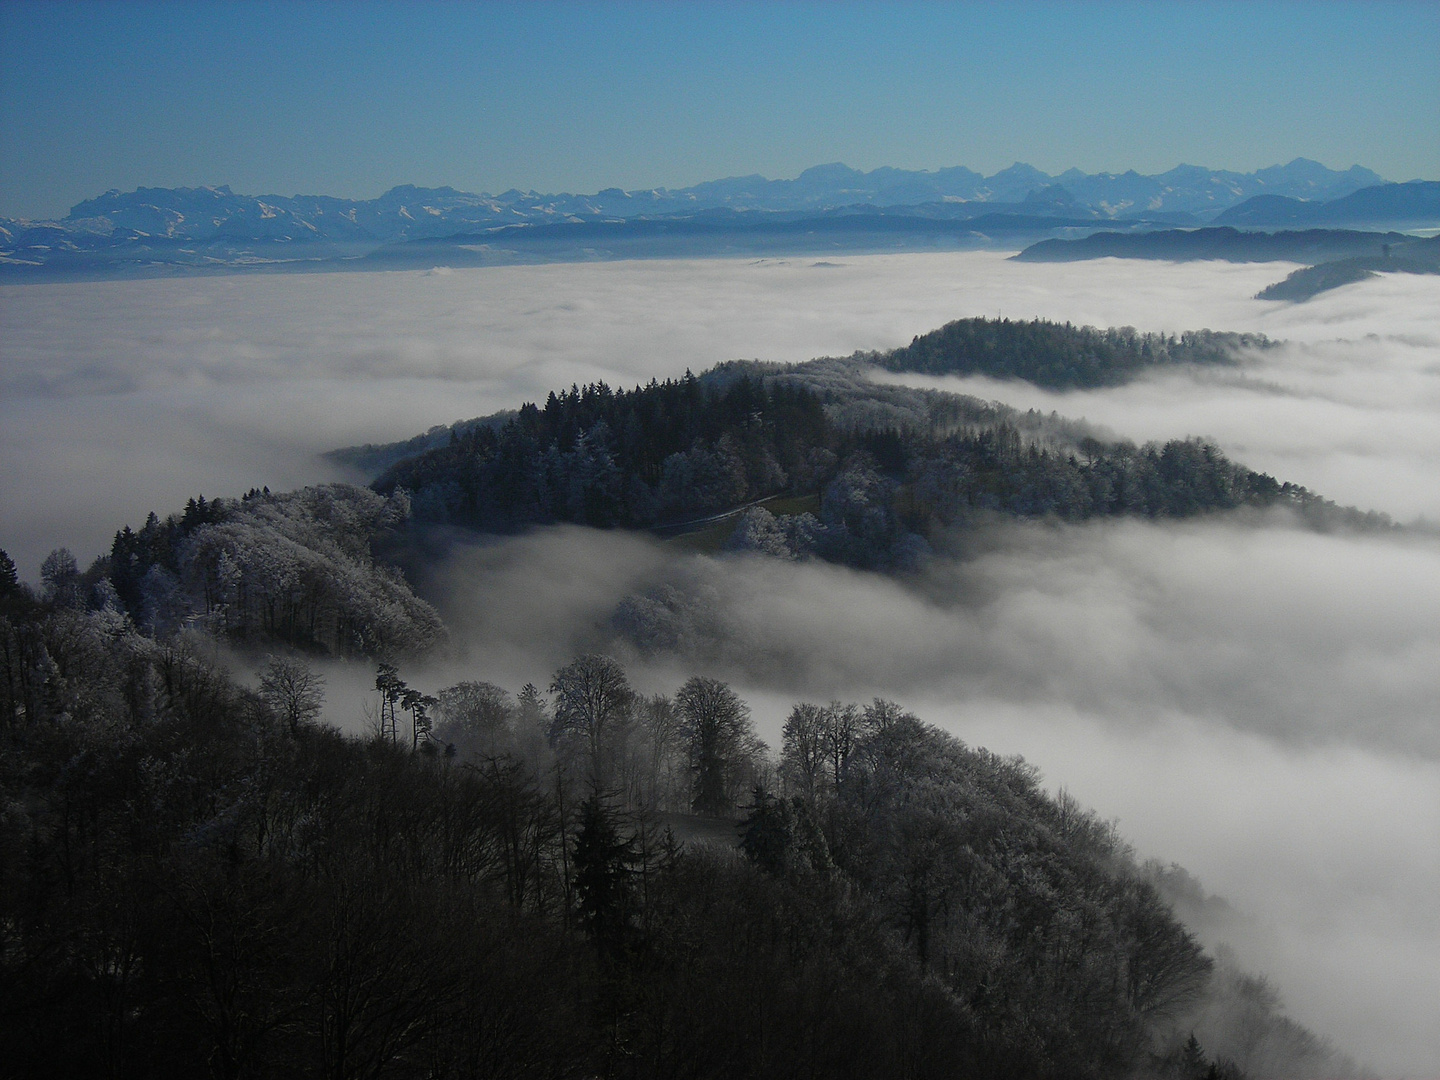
[1,0,1436,219]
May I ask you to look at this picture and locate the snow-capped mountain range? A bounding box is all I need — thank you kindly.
[4,158,1434,279]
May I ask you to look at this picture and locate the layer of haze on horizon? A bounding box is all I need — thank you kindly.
[1,0,1437,219]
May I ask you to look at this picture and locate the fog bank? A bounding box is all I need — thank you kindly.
[877,309,1440,520]
[0,251,1379,576]
[405,518,1440,1076]
[5,251,1439,1071]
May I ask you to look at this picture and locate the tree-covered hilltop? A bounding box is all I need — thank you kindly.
[100,483,444,657]
[74,314,1381,665]
[373,371,829,529]
[0,565,1355,1079]
[875,316,1273,389]
[370,333,1382,572]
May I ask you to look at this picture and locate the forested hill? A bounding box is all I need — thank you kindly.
[1255,234,1440,301]
[369,320,1379,571]
[876,316,1272,389]
[68,321,1369,664]
[0,564,1353,1078]
[97,484,445,657]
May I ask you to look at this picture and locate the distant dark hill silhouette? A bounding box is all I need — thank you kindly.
[1256,234,1440,301]
[1014,227,1408,264]
[1212,194,1318,227]
[1322,181,1440,224]
[1215,181,1440,227]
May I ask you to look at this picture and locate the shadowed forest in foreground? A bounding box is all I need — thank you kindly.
[0,545,1361,1080]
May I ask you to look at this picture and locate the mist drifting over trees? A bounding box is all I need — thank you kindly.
[0,304,1396,1078]
[3,546,1361,1077]
[2,251,1437,1075]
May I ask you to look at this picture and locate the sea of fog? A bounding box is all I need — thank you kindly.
[2,253,1439,1073]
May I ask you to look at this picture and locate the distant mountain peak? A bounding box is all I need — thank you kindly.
[796,162,867,185]
[990,162,1049,179]
[1023,184,1078,207]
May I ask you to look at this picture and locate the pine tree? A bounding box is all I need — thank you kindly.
[572,796,638,954]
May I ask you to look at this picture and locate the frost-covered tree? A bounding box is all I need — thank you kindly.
[658,443,748,512]
[781,702,830,803]
[39,548,80,606]
[173,484,443,656]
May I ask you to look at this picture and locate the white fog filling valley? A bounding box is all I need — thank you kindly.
[4,253,1439,1073]
[420,521,1438,1074]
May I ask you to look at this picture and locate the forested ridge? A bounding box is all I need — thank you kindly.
[1254,235,1440,301]
[0,555,1358,1079]
[877,317,1273,389]
[74,314,1379,664]
[369,318,1379,572]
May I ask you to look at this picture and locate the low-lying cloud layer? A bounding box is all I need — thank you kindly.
[879,323,1440,521]
[418,519,1440,1076]
[13,251,1435,573]
[4,252,1439,1072]
[424,518,1440,758]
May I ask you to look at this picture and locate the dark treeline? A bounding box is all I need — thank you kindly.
[875,317,1274,390]
[0,560,1279,1080]
[374,372,829,530]
[731,427,1366,571]
[373,352,1382,572]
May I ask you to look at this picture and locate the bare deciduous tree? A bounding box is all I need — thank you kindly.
[677,675,758,816]
[257,655,324,735]
[549,654,634,788]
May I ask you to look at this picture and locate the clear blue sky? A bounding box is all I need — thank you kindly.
[1,0,1436,219]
